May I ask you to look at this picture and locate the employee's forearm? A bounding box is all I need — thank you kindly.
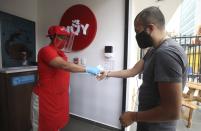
[62,62,86,73]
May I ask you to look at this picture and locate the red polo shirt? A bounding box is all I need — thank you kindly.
[33,44,70,130]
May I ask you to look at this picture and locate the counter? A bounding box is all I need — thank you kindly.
[0,66,37,73]
[0,66,38,131]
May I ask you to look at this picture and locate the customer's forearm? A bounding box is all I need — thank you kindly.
[134,106,180,122]
[107,69,134,78]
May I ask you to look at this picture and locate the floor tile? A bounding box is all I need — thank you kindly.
[61,109,201,131]
[92,126,112,131]
[61,117,95,131]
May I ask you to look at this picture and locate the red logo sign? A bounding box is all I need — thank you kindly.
[60,4,97,51]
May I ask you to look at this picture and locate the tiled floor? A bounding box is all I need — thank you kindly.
[62,109,201,131]
[61,116,118,131]
[176,109,201,131]
[126,109,201,131]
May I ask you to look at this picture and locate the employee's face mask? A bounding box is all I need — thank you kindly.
[53,33,75,52]
[135,28,153,49]
[62,33,75,53]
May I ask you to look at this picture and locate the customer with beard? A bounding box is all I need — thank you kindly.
[97,6,187,131]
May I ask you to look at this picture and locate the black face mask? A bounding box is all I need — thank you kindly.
[135,30,153,49]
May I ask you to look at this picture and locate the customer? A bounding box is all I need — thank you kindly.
[98,6,187,131]
[31,25,100,131]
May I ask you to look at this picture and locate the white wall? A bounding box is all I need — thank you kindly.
[0,0,37,22]
[37,0,125,129]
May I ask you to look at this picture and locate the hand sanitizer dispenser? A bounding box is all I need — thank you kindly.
[104,45,114,58]
[104,45,115,70]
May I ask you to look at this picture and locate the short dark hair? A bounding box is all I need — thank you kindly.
[135,6,165,29]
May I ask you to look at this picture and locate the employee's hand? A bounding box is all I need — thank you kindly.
[119,112,135,127]
[86,66,101,76]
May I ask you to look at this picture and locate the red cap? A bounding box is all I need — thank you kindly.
[47,25,70,36]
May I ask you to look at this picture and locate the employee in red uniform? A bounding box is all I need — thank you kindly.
[31,25,100,131]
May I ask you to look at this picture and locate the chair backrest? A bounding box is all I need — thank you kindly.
[186,82,201,102]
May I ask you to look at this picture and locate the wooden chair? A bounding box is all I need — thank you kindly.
[181,82,201,128]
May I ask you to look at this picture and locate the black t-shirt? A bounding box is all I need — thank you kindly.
[137,38,187,131]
